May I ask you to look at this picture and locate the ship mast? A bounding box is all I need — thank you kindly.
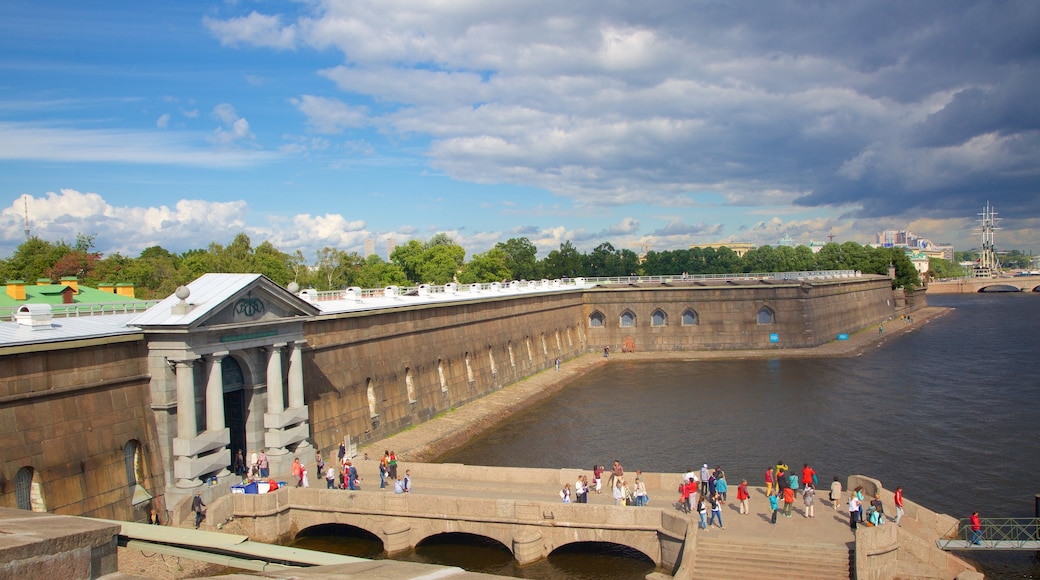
[974,202,1000,277]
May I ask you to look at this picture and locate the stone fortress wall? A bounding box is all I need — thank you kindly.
[0,274,906,523]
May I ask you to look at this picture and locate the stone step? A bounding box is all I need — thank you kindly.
[692,538,850,580]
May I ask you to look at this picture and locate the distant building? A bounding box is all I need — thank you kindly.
[808,240,828,253]
[776,234,795,247]
[1,277,139,316]
[364,238,375,258]
[873,229,952,261]
[387,237,396,261]
[690,242,754,257]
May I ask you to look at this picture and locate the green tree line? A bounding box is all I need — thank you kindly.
[1,232,929,300]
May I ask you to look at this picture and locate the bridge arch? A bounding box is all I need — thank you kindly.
[977,284,1022,292]
[294,522,384,558]
[548,540,656,567]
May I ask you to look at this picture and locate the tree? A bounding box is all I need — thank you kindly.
[2,237,71,282]
[459,248,511,283]
[356,255,409,288]
[390,239,426,283]
[418,244,465,284]
[495,237,539,280]
[253,241,294,286]
[541,241,583,278]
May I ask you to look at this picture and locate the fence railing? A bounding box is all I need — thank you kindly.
[938,517,1040,550]
[302,270,862,302]
[1,300,161,322]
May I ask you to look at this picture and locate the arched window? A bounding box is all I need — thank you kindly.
[589,311,605,327]
[124,440,141,487]
[651,309,667,327]
[508,342,516,367]
[620,310,636,327]
[465,352,475,383]
[15,467,45,512]
[488,346,497,376]
[125,440,153,505]
[366,378,378,418]
[757,306,775,325]
[405,368,416,403]
[437,359,447,392]
[682,309,699,326]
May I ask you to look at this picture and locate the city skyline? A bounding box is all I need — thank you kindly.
[2,1,1038,260]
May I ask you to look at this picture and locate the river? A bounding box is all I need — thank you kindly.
[299,292,1040,578]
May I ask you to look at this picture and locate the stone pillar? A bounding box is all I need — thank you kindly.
[512,530,545,565]
[173,357,201,489]
[288,340,306,409]
[266,344,285,415]
[206,352,228,432]
[206,351,231,478]
[381,519,413,556]
[175,359,198,442]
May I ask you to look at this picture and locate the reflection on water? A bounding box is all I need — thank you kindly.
[291,527,657,579]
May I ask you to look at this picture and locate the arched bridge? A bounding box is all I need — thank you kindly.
[214,487,688,569]
[927,275,1040,294]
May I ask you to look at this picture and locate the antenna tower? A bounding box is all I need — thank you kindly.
[974,202,1000,277]
[23,195,31,242]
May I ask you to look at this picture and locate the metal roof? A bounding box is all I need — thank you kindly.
[0,312,141,348]
[128,273,265,327]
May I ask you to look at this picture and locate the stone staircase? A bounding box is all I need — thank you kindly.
[690,536,852,580]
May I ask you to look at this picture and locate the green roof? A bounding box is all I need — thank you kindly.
[0,283,141,307]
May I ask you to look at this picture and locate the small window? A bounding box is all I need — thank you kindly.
[15,467,45,512]
[620,311,636,327]
[589,311,605,327]
[405,368,416,403]
[366,378,378,417]
[757,306,775,325]
[682,309,699,326]
[651,309,667,327]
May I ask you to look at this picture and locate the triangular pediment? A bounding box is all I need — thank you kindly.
[129,274,319,329]
[200,283,312,327]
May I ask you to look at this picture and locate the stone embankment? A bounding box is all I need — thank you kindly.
[357,308,950,463]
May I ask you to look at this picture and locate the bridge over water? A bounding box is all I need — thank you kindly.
[937,517,1040,551]
[203,465,982,579]
[927,275,1040,294]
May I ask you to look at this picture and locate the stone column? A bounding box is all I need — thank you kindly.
[175,359,198,441]
[266,344,285,415]
[206,351,231,478]
[206,352,228,432]
[288,340,307,409]
[173,357,201,489]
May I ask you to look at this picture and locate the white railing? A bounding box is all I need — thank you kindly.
[301,270,860,302]
[1,300,161,322]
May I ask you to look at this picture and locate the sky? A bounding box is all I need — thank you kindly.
[1,1,1038,262]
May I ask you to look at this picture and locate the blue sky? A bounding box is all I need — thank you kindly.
[2,1,1038,261]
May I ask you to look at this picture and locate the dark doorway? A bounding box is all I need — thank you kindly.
[222,357,246,472]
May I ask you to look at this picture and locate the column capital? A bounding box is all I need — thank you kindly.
[291,339,308,348]
[207,350,230,361]
[168,356,199,368]
[265,343,288,352]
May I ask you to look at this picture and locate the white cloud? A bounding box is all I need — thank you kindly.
[203,11,297,50]
[211,104,255,147]
[156,113,170,129]
[0,122,276,167]
[292,95,368,134]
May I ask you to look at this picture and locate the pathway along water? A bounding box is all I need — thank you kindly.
[295,293,1040,578]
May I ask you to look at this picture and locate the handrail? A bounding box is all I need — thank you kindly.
[1,300,161,322]
[303,270,861,302]
[937,517,1040,550]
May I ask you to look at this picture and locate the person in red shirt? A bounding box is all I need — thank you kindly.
[970,511,982,545]
[894,486,904,525]
[783,486,796,517]
[765,466,774,495]
[802,463,816,489]
[291,457,304,487]
[737,479,750,515]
